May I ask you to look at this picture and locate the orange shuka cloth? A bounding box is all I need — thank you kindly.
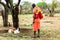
[32,19,40,31]
[32,6,43,31]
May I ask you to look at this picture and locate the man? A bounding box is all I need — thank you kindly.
[32,4,43,38]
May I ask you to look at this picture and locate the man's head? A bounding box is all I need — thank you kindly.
[32,4,36,8]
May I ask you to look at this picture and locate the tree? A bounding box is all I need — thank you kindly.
[20,5,22,14]
[37,2,47,9]
[0,0,21,29]
[49,0,57,17]
[0,0,1,2]
[37,2,50,16]
[5,0,21,29]
[22,1,32,14]
[0,1,9,27]
[40,0,57,17]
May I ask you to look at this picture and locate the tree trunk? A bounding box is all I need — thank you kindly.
[1,7,8,27]
[4,7,8,26]
[49,8,54,17]
[11,0,20,29]
[12,6,19,29]
[4,0,20,28]
[0,2,8,27]
[49,13,54,17]
[20,5,22,14]
[0,0,1,2]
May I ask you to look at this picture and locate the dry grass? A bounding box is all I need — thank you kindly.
[0,14,60,40]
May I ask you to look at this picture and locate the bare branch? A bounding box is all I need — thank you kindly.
[16,0,21,6]
[0,2,6,8]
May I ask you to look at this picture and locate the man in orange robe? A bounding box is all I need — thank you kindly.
[32,4,43,38]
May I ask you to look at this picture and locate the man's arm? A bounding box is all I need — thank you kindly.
[39,12,43,19]
[33,14,36,24]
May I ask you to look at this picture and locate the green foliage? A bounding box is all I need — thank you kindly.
[37,2,45,7]
[37,2,47,9]
[21,1,32,14]
[47,4,51,7]
[22,10,32,14]
[52,1,57,8]
[22,1,31,6]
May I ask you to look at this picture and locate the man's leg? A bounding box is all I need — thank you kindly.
[33,31,36,38]
[37,29,40,37]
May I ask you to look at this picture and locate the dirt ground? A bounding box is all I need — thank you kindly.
[0,14,60,40]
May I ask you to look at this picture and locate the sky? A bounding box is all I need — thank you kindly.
[1,0,60,4]
[21,0,52,4]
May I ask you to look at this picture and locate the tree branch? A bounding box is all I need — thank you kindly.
[5,0,11,8]
[16,0,21,6]
[0,2,6,8]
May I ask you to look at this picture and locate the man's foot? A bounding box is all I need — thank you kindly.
[31,31,37,38]
[32,35,37,38]
[37,35,40,38]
